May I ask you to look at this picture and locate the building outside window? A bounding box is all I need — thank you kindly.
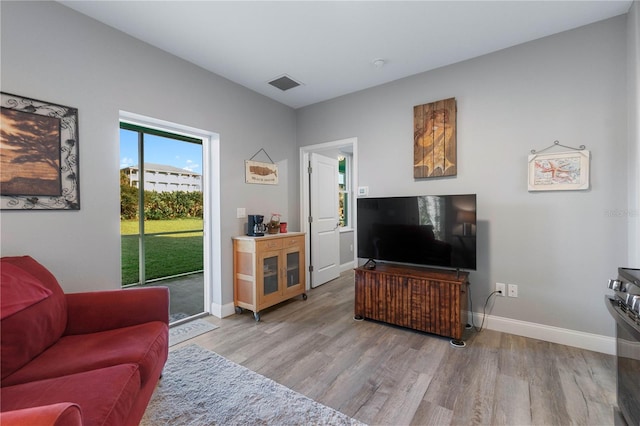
[121,163,202,193]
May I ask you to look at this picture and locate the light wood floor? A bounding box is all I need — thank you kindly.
[183,270,617,425]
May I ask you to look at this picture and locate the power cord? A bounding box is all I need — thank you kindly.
[469,288,501,332]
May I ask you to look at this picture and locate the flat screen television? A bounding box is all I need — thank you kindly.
[357,194,477,270]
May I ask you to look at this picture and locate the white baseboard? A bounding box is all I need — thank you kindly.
[340,261,356,273]
[212,302,614,354]
[469,311,615,355]
[210,301,236,319]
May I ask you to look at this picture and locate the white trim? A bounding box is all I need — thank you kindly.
[119,111,221,318]
[300,150,311,290]
[340,261,356,273]
[205,132,222,318]
[211,301,236,318]
[469,311,616,355]
[299,137,358,291]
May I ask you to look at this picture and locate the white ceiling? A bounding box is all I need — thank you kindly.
[59,1,632,109]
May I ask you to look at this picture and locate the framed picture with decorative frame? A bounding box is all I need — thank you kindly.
[0,92,79,210]
[528,149,590,191]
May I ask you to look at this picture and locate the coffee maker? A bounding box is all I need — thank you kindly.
[247,214,266,236]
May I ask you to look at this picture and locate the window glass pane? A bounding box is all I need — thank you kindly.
[263,256,279,295]
[144,231,204,280]
[338,157,346,191]
[338,156,349,227]
[120,128,139,221]
[121,232,140,285]
[119,126,204,284]
[120,128,140,285]
[286,252,300,287]
[143,134,203,196]
[344,193,349,227]
[339,192,349,227]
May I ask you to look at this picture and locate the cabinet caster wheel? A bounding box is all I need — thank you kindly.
[253,312,261,322]
[302,293,308,301]
[235,306,243,314]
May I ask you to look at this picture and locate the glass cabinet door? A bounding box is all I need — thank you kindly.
[285,251,300,288]
[262,254,279,296]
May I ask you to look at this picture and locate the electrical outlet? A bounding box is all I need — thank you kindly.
[508,284,518,298]
[496,282,506,296]
[236,207,246,219]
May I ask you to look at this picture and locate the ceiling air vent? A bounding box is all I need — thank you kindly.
[268,75,302,91]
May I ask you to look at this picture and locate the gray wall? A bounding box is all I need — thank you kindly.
[0,1,298,309]
[340,230,355,267]
[297,16,630,337]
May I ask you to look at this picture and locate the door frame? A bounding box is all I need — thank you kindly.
[119,111,221,316]
[299,137,358,291]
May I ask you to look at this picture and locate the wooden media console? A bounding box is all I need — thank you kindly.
[354,263,469,340]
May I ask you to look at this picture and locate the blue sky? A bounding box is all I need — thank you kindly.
[119,128,202,173]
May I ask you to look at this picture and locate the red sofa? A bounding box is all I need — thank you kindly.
[0,255,169,426]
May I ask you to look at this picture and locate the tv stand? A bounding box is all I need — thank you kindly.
[354,263,469,340]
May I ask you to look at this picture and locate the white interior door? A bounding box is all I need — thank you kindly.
[310,152,340,288]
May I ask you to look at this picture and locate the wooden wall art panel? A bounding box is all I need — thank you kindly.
[413,97,457,179]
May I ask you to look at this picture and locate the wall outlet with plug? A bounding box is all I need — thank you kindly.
[495,282,506,296]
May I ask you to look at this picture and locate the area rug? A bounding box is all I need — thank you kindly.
[169,319,218,347]
[169,312,190,323]
[141,344,365,425]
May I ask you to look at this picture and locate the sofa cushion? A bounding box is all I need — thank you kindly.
[1,263,52,319]
[1,256,67,381]
[1,364,141,426]
[0,402,82,426]
[2,321,167,387]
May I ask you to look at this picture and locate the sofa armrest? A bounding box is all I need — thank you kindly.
[64,287,169,335]
[0,403,82,426]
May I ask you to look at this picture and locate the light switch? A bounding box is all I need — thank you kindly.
[236,207,246,218]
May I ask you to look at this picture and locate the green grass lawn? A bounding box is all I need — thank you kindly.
[121,219,203,285]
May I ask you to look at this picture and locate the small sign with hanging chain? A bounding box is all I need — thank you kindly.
[528,140,590,191]
[245,148,278,185]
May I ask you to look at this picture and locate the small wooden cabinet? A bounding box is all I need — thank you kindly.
[354,263,469,340]
[233,232,306,321]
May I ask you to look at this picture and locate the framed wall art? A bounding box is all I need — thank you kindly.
[528,149,590,191]
[245,148,278,185]
[0,92,79,210]
[245,160,278,185]
[414,97,457,179]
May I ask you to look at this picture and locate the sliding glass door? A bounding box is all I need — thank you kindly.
[119,122,204,321]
